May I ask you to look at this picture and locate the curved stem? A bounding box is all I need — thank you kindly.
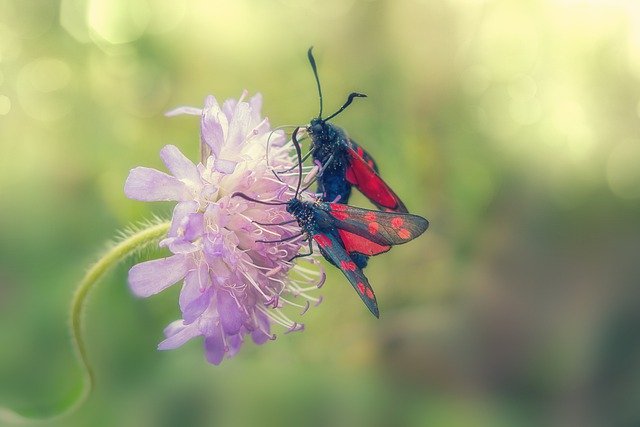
[0,221,170,424]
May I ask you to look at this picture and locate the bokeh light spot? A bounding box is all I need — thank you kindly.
[88,0,150,44]
[60,0,91,43]
[0,23,22,62]
[29,58,71,93]
[508,74,538,101]
[146,0,186,34]
[510,97,542,126]
[478,6,540,79]
[16,58,73,122]
[461,65,491,96]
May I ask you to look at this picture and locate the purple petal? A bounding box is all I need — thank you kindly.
[128,254,189,297]
[218,289,247,335]
[158,320,200,350]
[180,265,212,323]
[221,91,245,119]
[203,233,225,260]
[248,93,263,122]
[226,334,244,356]
[161,239,199,254]
[160,145,201,184]
[203,324,226,365]
[213,158,237,174]
[124,167,190,201]
[251,310,272,345]
[182,213,204,241]
[168,201,199,237]
[226,102,251,148]
[200,95,226,159]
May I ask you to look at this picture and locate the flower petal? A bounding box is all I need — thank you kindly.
[221,90,246,119]
[251,310,272,345]
[124,167,190,201]
[180,264,212,323]
[168,201,199,238]
[201,95,226,159]
[248,93,263,124]
[213,158,238,174]
[182,212,204,241]
[158,320,200,350]
[226,334,244,356]
[160,145,201,184]
[128,254,189,297]
[203,324,226,365]
[226,101,251,149]
[218,289,247,335]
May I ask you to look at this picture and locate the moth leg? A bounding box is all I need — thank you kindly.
[316,153,335,178]
[280,149,313,172]
[253,219,298,226]
[299,153,337,194]
[256,233,304,244]
[288,238,314,262]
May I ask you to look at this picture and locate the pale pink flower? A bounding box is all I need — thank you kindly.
[125,92,324,364]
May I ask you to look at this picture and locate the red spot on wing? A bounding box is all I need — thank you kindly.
[398,228,411,239]
[357,146,364,157]
[338,229,390,256]
[331,210,349,221]
[364,212,376,222]
[357,282,366,295]
[329,203,351,221]
[314,234,332,248]
[340,260,357,271]
[391,217,404,229]
[365,288,374,299]
[368,221,379,235]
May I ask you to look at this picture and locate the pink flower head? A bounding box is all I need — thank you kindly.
[124,92,324,365]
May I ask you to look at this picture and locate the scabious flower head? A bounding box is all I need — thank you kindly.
[124,91,324,365]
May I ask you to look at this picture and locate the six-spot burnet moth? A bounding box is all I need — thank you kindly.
[233,128,429,318]
[301,47,408,213]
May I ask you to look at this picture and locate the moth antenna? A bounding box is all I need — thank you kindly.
[255,233,304,244]
[324,92,367,122]
[231,192,287,206]
[271,170,284,183]
[266,124,300,171]
[307,47,323,119]
[291,127,304,198]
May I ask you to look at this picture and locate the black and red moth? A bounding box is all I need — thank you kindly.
[304,47,408,213]
[235,128,429,317]
[285,198,428,317]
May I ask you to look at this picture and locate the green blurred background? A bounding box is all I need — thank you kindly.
[1,0,640,426]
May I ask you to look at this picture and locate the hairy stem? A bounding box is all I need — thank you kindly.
[0,221,170,424]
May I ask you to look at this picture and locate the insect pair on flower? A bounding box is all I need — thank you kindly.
[232,48,429,318]
[124,48,428,364]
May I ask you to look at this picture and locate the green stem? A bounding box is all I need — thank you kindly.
[0,221,170,424]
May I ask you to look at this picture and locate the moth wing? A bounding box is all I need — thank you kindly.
[325,203,429,247]
[344,146,408,213]
[337,229,391,256]
[350,140,379,173]
[312,232,380,318]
